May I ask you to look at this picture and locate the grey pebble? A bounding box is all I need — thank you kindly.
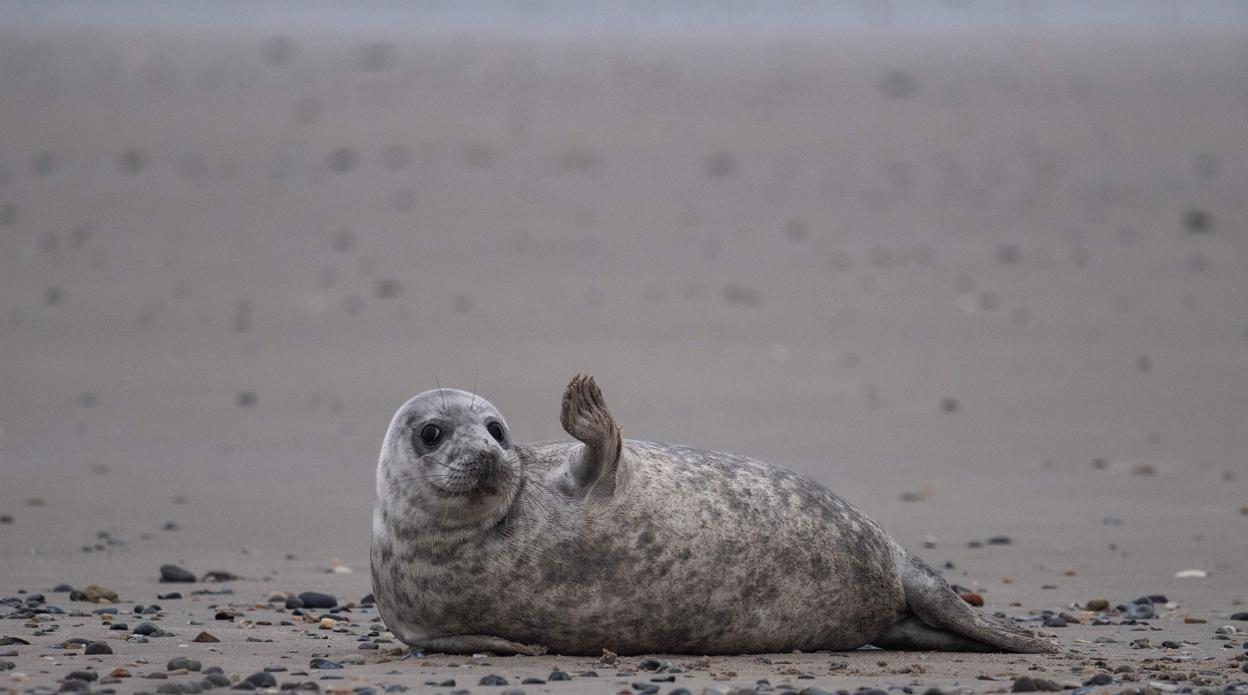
[84,641,113,655]
[65,671,98,682]
[478,674,507,686]
[159,565,197,583]
[167,657,201,671]
[308,658,341,670]
[204,674,231,688]
[297,592,336,609]
[244,672,277,688]
[1012,677,1061,692]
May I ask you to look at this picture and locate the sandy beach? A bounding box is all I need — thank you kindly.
[1,3,1247,693]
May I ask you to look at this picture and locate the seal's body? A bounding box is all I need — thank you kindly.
[371,376,1055,656]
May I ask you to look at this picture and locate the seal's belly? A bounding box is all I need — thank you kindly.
[385,443,909,654]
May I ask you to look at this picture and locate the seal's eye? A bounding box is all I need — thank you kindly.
[486,421,506,443]
[419,424,442,447]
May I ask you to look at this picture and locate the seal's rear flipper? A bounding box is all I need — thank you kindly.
[559,374,623,496]
[895,552,1058,653]
[873,615,998,652]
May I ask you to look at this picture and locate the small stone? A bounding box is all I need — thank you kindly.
[548,671,571,681]
[318,617,336,630]
[71,585,119,603]
[1085,599,1110,612]
[639,659,662,671]
[308,658,341,670]
[202,571,239,583]
[158,592,183,600]
[160,565,197,583]
[84,641,113,655]
[1012,677,1061,692]
[244,672,277,688]
[168,657,201,672]
[479,675,508,686]
[132,622,162,636]
[1174,568,1207,579]
[65,670,98,682]
[1043,616,1067,628]
[193,632,219,643]
[297,592,337,609]
[987,535,1012,545]
[1183,207,1212,233]
[110,668,131,678]
[204,673,231,687]
[285,597,304,609]
[1229,612,1248,620]
[1084,674,1112,686]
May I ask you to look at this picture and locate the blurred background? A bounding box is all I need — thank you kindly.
[1,2,1245,592]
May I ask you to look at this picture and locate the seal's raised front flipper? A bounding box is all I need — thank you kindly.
[559,373,623,496]
[876,551,1058,653]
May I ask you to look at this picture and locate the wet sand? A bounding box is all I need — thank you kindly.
[1,5,1247,694]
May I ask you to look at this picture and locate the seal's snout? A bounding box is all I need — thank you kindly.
[435,448,510,496]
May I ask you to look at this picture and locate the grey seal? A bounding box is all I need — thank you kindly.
[370,374,1056,656]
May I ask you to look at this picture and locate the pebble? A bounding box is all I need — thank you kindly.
[548,670,571,681]
[960,592,985,607]
[1084,674,1113,686]
[167,657,201,672]
[202,571,240,583]
[84,641,113,655]
[309,658,341,670]
[1085,599,1110,612]
[70,585,118,603]
[297,592,337,609]
[479,675,508,686]
[1012,677,1062,692]
[65,671,98,682]
[159,565,197,583]
[132,622,164,636]
[244,672,277,688]
[1230,612,1248,621]
[192,632,219,643]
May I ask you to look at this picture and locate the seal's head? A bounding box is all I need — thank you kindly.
[377,388,519,526]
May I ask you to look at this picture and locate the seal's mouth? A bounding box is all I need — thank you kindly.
[429,451,512,498]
